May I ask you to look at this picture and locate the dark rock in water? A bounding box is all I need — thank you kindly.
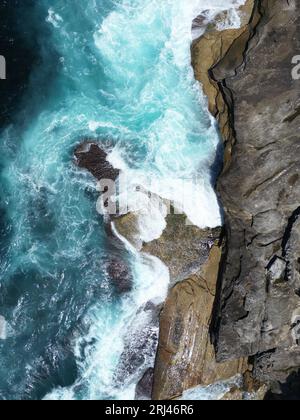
[74,141,119,181]
[264,370,300,400]
[113,302,161,389]
[74,142,133,294]
[107,258,133,294]
[135,368,154,401]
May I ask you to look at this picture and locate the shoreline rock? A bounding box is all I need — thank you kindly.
[152,244,248,400]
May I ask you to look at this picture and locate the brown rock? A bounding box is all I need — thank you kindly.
[113,212,142,249]
[152,245,248,400]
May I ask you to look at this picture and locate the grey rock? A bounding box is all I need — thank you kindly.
[210,0,300,388]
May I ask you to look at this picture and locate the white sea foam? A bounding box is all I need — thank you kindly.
[112,222,170,305]
[0,316,7,340]
[88,120,120,132]
[100,0,247,235]
[46,8,63,28]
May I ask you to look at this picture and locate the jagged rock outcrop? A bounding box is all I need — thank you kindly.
[193,0,300,398]
[113,207,220,288]
[113,207,249,399]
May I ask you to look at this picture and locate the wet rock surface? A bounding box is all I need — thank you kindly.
[74,141,119,182]
[114,303,161,391]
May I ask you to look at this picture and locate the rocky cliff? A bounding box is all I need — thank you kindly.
[192,0,300,399]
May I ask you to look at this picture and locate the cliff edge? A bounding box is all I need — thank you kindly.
[193,0,300,399]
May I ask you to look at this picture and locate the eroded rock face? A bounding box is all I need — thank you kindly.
[152,245,248,400]
[192,0,259,168]
[192,0,300,395]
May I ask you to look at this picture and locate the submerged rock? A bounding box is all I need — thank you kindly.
[113,302,161,390]
[106,258,133,294]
